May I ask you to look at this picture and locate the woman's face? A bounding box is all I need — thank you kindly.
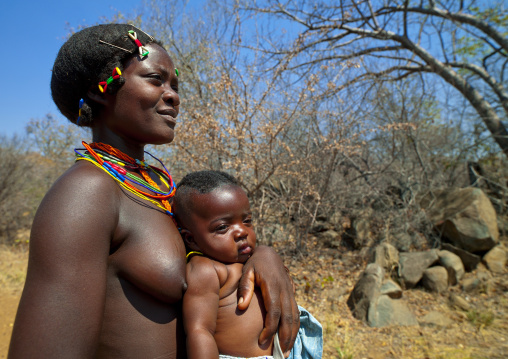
[100,43,180,146]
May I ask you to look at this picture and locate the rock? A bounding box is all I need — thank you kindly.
[380,279,403,299]
[371,242,399,273]
[320,229,341,247]
[325,287,348,301]
[449,293,471,311]
[310,221,333,233]
[347,264,384,322]
[482,245,507,273]
[391,232,414,252]
[368,294,418,327]
[422,266,449,293]
[438,250,465,285]
[461,277,481,292]
[353,217,373,248]
[441,243,481,272]
[425,188,499,253]
[398,250,439,289]
[420,311,454,327]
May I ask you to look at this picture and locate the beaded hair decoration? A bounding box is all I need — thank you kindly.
[128,30,150,58]
[98,67,122,93]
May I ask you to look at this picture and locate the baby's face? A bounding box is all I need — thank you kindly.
[188,185,256,263]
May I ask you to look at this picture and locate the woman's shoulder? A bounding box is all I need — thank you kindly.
[34,160,122,231]
[54,160,123,195]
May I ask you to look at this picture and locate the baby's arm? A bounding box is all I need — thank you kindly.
[183,256,221,359]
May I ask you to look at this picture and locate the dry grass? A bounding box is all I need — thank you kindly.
[0,245,28,358]
[0,245,27,295]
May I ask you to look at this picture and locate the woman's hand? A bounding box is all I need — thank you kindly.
[237,245,299,355]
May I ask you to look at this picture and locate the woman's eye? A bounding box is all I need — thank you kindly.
[148,74,163,83]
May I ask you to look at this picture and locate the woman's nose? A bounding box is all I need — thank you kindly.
[162,86,180,107]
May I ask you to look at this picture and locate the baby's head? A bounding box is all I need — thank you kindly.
[173,171,256,263]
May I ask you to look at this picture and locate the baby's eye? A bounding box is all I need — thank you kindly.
[214,224,228,232]
[244,218,253,225]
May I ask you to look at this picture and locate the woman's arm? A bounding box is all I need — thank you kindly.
[8,164,118,358]
[237,245,299,356]
[183,257,221,359]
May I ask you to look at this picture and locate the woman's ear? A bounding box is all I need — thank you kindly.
[180,229,200,252]
[86,86,109,107]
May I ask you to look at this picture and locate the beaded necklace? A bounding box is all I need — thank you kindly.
[75,141,176,216]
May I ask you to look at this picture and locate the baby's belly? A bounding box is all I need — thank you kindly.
[214,289,272,357]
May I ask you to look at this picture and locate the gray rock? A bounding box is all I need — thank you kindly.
[442,243,481,272]
[398,250,439,289]
[438,250,465,285]
[426,188,499,253]
[310,221,333,233]
[368,294,418,327]
[347,263,384,322]
[462,277,481,292]
[422,266,449,293]
[371,242,399,273]
[449,293,471,311]
[391,232,414,252]
[483,245,507,273]
[380,279,403,299]
[319,229,341,248]
[353,217,373,248]
[420,311,454,327]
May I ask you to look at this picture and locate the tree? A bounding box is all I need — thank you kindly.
[238,0,508,157]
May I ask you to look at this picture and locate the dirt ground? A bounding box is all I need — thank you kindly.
[1,241,507,358]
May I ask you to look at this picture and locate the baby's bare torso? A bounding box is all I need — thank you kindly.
[212,261,273,356]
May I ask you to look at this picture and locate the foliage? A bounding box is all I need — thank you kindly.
[0,116,88,245]
[0,136,38,244]
[236,0,508,157]
[466,309,495,331]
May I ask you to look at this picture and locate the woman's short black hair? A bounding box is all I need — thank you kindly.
[51,24,163,127]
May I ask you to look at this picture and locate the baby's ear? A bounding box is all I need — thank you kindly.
[180,229,200,251]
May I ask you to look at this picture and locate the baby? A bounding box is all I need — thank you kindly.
[173,170,322,359]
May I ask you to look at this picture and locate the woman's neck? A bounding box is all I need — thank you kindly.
[92,128,146,160]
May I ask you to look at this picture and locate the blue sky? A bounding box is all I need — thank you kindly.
[0,0,147,136]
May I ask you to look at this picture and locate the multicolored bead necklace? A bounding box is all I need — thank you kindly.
[75,141,176,216]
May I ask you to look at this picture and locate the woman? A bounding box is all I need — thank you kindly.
[8,24,299,358]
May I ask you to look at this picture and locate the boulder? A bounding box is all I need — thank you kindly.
[353,217,373,248]
[438,250,465,285]
[347,263,384,322]
[425,188,499,253]
[482,245,507,273]
[398,250,439,289]
[441,243,481,272]
[449,293,471,311]
[422,266,449,293]
[319,229,341,248]
[371,242,399,273]
[310,221,333,233]
[380,279,403,299]
[368,294,418,327]
[419,311,454,327]
[461,277,481,292]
